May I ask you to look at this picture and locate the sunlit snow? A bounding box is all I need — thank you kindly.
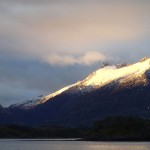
[11,58,150,109]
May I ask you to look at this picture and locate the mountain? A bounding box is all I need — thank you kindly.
[10,57,150,109]
[1,57,150,127]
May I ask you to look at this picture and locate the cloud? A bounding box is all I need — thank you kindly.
[42,51,107,66]
[0,0,150,57]
[0,0,150,67]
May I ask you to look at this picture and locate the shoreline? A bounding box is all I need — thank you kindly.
[1,138,150,142]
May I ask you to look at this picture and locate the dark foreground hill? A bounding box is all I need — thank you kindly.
[1,116,150,141]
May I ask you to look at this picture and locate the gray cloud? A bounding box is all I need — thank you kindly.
[42,51,107,66]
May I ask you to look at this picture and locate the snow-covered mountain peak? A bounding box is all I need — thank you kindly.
[82,58,150,87]
[10,57,150,109]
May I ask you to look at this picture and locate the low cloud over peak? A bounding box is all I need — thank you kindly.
[42,51,107,66]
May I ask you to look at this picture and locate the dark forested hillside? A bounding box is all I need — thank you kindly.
[1,116,150,141]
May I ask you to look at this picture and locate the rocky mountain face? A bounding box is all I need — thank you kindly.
[1,58,150,127]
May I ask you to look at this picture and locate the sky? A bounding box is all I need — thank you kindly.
[0,0,150,106]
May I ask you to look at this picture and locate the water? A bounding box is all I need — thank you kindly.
[0,139,150,150]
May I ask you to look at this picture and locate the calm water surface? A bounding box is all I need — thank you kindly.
[0,139,150,150]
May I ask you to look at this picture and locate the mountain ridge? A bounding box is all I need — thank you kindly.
[10,57,150,110]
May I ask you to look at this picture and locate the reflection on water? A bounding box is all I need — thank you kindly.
[0,140,150,150]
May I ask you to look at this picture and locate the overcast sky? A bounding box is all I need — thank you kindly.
[0,0,150,106]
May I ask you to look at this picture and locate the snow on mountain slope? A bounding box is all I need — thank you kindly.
[82,58,150,87]
[10,58,150,109]
[9,95,44,109]
[37,83,78,105]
